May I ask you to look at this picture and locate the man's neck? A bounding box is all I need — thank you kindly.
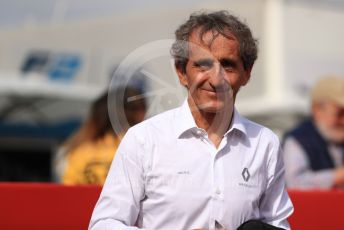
[187,97,234,148]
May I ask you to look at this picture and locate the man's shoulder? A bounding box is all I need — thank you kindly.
[237,115,281,151]
[285,118,314,138]
[241,116,278,140]
[128,106,179,134]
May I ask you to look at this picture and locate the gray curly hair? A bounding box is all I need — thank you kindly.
[171,10,258,73]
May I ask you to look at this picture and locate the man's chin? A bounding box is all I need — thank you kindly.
[319,126,344,143]
[198,102,226,113]
[330,132,344,143]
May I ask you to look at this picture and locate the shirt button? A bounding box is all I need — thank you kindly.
[215,187,221,195]
[210,218,215,230]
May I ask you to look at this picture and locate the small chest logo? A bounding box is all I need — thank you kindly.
[177,170,190,175]
[242,167,250,182]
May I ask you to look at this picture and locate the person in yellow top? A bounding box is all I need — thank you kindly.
[61,87,146,185]
[63,132,121,185]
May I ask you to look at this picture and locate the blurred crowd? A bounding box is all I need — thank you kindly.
[52,75,344,191]
[283,76,344,190]
[54,86,147,185]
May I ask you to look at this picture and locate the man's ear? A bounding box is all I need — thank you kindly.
[311,102,321,118]
[175,64,188,88]
[242,66,253,86]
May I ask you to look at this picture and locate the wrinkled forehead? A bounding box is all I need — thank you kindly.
[191,27,237,45]
[187,27,239,59]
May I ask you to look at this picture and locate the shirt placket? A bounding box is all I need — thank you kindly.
[197,129,226,230]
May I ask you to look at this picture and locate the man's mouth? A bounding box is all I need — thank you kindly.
[202,88,230,93]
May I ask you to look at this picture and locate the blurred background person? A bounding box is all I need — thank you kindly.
[57,86,146,185]
[2,0,344,183]
[283,76,344,189]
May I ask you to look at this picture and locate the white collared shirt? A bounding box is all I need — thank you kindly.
[89,100,293,230]
[283,136,343,189]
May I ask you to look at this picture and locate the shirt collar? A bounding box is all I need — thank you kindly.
[175,99,198,138]
[175,99,247,138]
[225,108,247,136]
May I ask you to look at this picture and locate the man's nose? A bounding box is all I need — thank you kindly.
[338,108,344,124]
[209,63,226,89]
[339,115,344,126]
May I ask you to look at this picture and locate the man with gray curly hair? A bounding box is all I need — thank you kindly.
[90,11,293,230]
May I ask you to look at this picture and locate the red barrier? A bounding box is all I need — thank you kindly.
[288,189,344,230]
[0,183,101,230]
[1,183,344,230]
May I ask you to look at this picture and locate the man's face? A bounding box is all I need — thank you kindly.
[313,101,344,143]
[176,29,251,113]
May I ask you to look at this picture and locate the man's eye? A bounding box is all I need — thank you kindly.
[198,65,211,70]
[221,60,236,71]
[222,65,234,71]
[194,60,213,70]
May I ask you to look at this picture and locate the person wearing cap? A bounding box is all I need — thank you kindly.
[283,76,344,189]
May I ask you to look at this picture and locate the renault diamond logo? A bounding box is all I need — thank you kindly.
[242,168,250,182]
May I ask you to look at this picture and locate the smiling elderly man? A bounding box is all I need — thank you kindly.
[89,11,293,230]
[284,76,344,189]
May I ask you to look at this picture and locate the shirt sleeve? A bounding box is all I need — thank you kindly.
[283,137,335,189]
[259,134,294,230]
[89,128,147,230]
